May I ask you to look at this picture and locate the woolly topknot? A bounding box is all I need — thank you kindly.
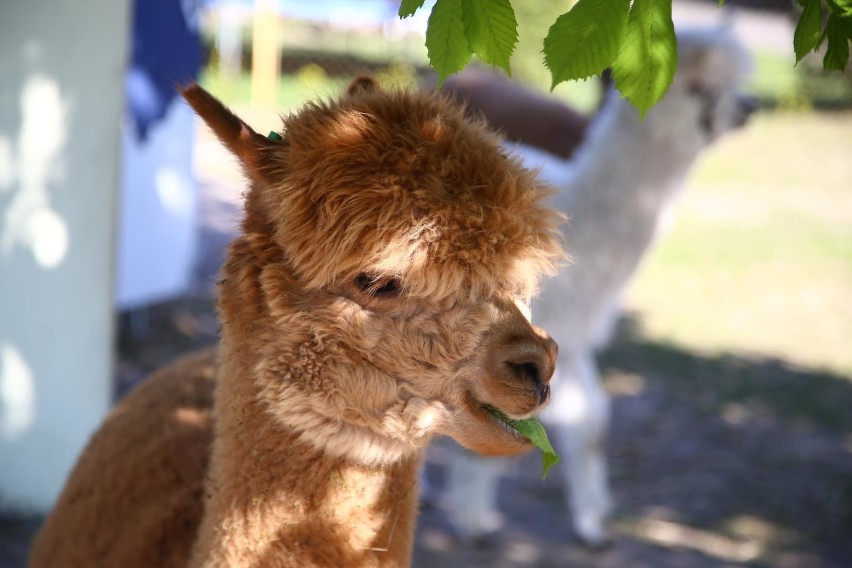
[245,82,565,302]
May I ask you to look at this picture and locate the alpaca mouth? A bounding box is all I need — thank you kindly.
[482,404,560,479]
[462,392,531,445]
[481,405,531,441]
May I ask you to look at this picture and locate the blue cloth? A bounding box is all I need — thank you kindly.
[125,0,203,140]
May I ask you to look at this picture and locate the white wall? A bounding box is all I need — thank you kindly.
[0,0,130,512]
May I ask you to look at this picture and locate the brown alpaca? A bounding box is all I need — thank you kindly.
[437,67,591,160]
[28,78,563,568]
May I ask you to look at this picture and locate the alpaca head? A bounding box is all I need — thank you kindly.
[629,27,755,148]
[182,79,563,465]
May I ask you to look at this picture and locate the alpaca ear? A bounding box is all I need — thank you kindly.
[347,76,381,96]
[180,83,281,183]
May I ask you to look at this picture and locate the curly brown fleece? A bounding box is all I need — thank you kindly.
[29,78,563,568]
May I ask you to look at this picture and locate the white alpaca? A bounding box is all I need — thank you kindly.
[444,28,755,546]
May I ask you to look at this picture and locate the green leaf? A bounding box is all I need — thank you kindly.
[823,13,852,71]
[426,0,473,86]
[611,0,677,118]
[461,0,519,75]
[794,0,824,63]
[398,0,427,19]
[543,0,631,88]
[485,407,560,479]
[828,0,852,18]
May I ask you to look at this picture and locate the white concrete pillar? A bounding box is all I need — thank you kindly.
[0,0,130,512]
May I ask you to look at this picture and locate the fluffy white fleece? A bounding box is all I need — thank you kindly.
[444,27,755,546]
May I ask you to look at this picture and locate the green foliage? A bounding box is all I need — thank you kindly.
[485,407,559,479]
[425,0,519,85]
[398,0,426,19]
[425,0,471,86]
[611,0,677,118]
[793,0,852,71]
[823,13,852,71]
[794,0,823,63]
[542,0,630,86]
[402,0,850,115]
[829,0,852,18]
[461,0,518,75]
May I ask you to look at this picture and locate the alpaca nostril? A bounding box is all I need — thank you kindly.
[494,328,556,391]
[504,362,550,404]
[506,361,541,386]
[539,383,550,405]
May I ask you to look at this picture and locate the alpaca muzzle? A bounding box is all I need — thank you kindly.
[489,327,557,406]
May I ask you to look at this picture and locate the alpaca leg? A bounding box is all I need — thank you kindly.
[543,350,612,547]
[443,444,505,541]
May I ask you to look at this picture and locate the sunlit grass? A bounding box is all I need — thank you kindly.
[748,51,852,110]
[199,68,350,112]
[626,111,852,376]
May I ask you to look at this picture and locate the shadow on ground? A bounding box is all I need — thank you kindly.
[3,301,851,568]
[416,315,852,567]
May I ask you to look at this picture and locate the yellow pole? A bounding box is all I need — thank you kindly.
[251,0,280,106]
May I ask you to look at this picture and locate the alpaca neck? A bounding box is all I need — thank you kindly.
[563,97,703,215]
[190,335,422,568]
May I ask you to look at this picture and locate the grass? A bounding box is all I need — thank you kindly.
[625,111,852,377]
[199,69,350,112]
[748,51,852,110]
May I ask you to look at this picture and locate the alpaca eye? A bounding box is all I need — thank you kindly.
[354,274,402,298]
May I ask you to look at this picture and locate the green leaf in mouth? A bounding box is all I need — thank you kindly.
[485,406,560,479]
